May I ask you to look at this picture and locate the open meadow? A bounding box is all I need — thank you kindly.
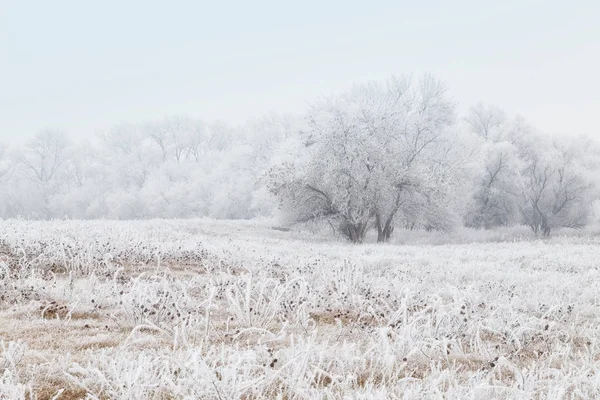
[1,219,600,399]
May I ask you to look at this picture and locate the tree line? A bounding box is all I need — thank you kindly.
[1,74,598,241]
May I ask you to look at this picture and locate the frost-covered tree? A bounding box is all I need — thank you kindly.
[464,104,524,228]
[20,130,70,187]
[267,75,462,242]
[183,119,208,162]
[397,130,477,233]
[96,124,158,218]
[101,123,158,189]
[17,130,71,217]
[0,143,16,217]
[242,114,304,216]
[468,141,522,228]
[144,116,207,163]
[465,105,598,235]
[519,138,595,235]
[465,103,507,141]
[46,140,110,218]
[370,76,460,241]
[0,143,13,182]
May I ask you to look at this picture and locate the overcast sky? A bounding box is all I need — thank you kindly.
[1,0,599,141]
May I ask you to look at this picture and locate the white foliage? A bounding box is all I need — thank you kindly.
[267,75,474,241]
[0,77,598,238]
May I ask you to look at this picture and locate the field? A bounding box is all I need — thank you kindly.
[0,220,599,399]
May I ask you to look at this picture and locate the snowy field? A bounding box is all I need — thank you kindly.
[1,220,600,399]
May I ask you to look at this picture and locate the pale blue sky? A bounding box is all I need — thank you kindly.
[1,0,599,140]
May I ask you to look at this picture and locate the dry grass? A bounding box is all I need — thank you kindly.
[1,220,600,398]
[33,382,89,400]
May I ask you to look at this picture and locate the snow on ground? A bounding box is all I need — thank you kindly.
[0,219,599,399]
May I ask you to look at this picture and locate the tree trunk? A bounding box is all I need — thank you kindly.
[377,225,394,242]
[376,214,395,243]
[375,191,403,243]
[542,223,552,236]
[340,220,369,243]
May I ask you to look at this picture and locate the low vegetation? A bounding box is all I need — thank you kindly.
[0,219,599,399]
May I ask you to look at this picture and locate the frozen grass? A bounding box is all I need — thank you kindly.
[0,219,600,399]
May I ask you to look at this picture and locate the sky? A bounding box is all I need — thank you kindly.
[1,0,599,141]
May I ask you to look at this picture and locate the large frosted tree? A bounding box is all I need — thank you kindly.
[266,75,464,242]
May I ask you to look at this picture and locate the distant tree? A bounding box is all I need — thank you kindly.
[101,123,156,189]
[465,103,507,141]
[465,107,598,234]
[0,143,14,182]
[183,119,208,162]
[16,130,71,217]
[519,139,595,235]
[468,141,522,228]
[207,121,235,152]
[145,116,207,163]
[20,130,70,187]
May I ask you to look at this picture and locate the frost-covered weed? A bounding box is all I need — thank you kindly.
[0,341,31,400]
[0,370,30,400]
[120,274,194,327]
[1,219,600,398]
